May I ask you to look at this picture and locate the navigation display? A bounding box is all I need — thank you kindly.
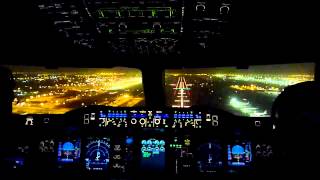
[8,66,144,114]
[196,141,223,173]
[85,137,111,171]
[165,63,315,117]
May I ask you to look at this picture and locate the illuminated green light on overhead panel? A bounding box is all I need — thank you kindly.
[117,11,121,17]
[152,10,156,17]
[143,29,152,33]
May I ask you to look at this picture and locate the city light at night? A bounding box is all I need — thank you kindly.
[9,66,144,114]
[229,97,268,117]
[212,73,313,87]
[166,63,315,117]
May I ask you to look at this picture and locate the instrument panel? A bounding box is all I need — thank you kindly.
[91,109,211,129]
[36,0,232,54]
[21,106,227,129]
[2,106,275,179]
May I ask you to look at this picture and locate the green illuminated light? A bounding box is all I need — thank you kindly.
[142,151,151,158]
[152,10,156,17]
[170,144,182,149]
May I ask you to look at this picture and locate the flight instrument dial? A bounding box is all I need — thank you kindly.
[85,138,111,171]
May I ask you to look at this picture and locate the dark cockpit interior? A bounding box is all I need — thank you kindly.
[1,0,320,179]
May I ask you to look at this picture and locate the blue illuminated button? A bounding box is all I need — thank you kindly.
[160,147,165,152]
[141,140,147,145]
[126,137,133,145]
[154,140,159,145]
[159,140,165,145]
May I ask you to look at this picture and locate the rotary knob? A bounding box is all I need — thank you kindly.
[118,23,127,32]
[153,23,162,33]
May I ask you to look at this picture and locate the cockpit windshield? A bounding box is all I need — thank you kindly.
[165,63,315,117]
[8,66,144,114]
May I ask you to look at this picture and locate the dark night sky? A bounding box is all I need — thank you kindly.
[166,63,315,75]
[6,65,142,75]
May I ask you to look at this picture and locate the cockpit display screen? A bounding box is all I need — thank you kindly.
[165,63,315,117]
[85,137,111,171]
[140,138,166,171]
[227,142,252,166]
[57,139,81,163]
[8,66,144,114]
[196,141,223,173]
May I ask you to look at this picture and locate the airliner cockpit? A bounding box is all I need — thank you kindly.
[1,0,320,179]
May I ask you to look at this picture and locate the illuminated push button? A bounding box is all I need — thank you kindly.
[255,120,261,127]
[154,147,160,152]
[131,118,137,125]
[196,4,206,12]
[43,118,50,124]
[141,140,147,145]
[118,23,127,32]
[90,113,95,120]
[154,118,161,125]
[212,120,219,127]
[84,114,90,124]
[160,147,165,152]
[220,6,230,15]
[154,140,160,145]
[159,140,165,145]
[25,116,34,126]
[139,118,146,125]
[212,115,218,121]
